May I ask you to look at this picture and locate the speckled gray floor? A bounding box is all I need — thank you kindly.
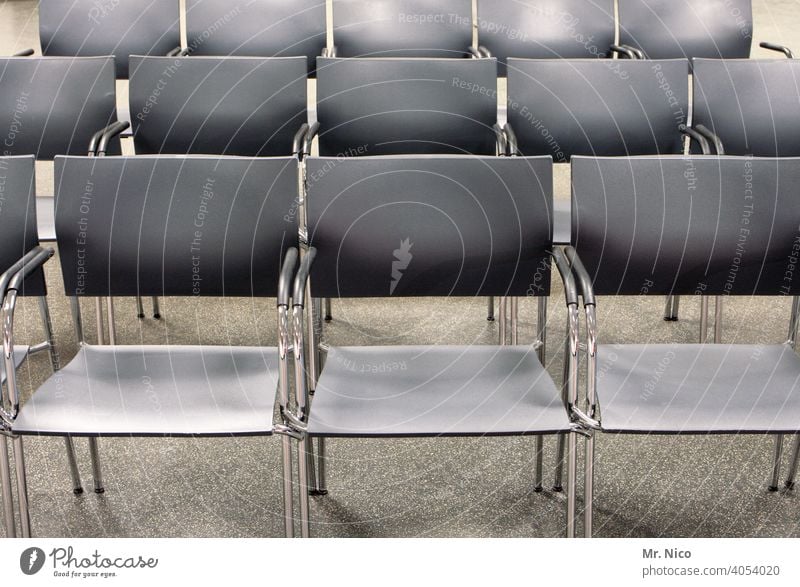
[1,0,800,538]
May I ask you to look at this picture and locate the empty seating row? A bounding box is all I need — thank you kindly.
[34,0,754,78]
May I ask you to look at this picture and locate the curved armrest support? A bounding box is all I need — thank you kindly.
[278,248,299,307]
[760,41,794,59]
[550,248,579,307]
[292,123,310,158]
[292,248,317,309]
[504,123,519,156]
[693,124,725,155]
[7,247,54,293]
[0,248,44,303]
[12,49,35,57]
[610,44,637,60]
[468,46,482,59]
[166,46,182,57]
[620,44,645,59]
[322,46,338,58]
[679,124,711,155]
[563,247,596,306]
[97,121,130,156]
[303,121,320,159]
[493,123,508,155]
[477,45,492,58]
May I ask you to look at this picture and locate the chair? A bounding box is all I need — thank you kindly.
[1,154,300,538]
[38,0,180,78]
[0,156,79,537]
[128,55,309,157]
[566,154,800,536]
[618,0,752,62]
[476,0,616,76]
[330,0,473,58]
[283,154,580,537]
[185,0,326,74]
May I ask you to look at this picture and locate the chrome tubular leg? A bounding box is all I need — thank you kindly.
[64,436,84,495]
[487,296,495,321]
[498,297,508,345]
[553,434,566,492]
[324,298,332,322]
[584,434,595,538]
[70,297,85,343]
[510,297,519,345]
[700,297,709,343]
[0,436,16,537]
[13,436,32,537]
[151,296,161,319]
[298,438,311,537]
[281,436,294,537]
[135,295,145,319]
[566,432,577,538]
[38,297,59,371]
[88,438,105,494]
[534,435,544,492]
[714,296,723,343]
[312,438,328,496]
[663,295,679,321]
[769,434,784,492]
[306,439,318,494]
[785,435,800,490]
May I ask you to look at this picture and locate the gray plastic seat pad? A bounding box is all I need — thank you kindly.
[13,345,280,437]
[596,343,800,434]
[307,345,569,437]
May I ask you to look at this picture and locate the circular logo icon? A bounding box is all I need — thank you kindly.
[20,547,45,575]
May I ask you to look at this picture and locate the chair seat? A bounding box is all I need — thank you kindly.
[13,345,280,437]
[0,345,31,385]
[307,345,570,437]
[597,343,800,434]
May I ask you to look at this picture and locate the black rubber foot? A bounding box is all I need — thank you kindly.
[487,316,495,322]
[663,316,678,322]
[324,316,332,322]
[309,489,329,496]
[534,485,543,493]
[153,313,161,319]
[768,485,779,492]
[785,481,795,490]
[552,485,563,493]
[137,313,145,319]
[94,487,105,494]
[73,487,84,496]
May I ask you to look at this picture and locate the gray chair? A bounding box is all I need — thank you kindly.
[476,0,616,76]
[283,154,580,537]
[0,156,74,537]
[618,0,752,62]
[185,0,326,75]
[566,154,800,537]
[330,0,473,58]
[128,55,308,157]
[2,155,300,538]
[38,0,181,78]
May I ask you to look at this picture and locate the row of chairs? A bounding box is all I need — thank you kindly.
[34,0,754,78]
[2,151,799,538]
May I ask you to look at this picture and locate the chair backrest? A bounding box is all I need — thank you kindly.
[38,0,180,79]
[618,0,752,61]
[316,57,499,156]
[306,155,553,298]
[507,58,688,160]
[0,156,46,296]
[55,156,299,297]
[692,58,800,157]
[129,56,307,157]
[331,0,472,58]
[185,0,326,75]
[571,155,800,296]
[0,56,120,159]
[477,0,616,76]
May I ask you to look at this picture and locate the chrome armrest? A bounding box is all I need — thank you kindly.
[759,41,794,59]
[289,248,317,428]
[292,123,310,159]
[693,124,725,155]
[12,49,35,57]
[303,121,320,159]
[679,124,712,155]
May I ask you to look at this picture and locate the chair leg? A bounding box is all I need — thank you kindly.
[0,435,17,537]
[298,437,311,537]
[553,433,566,492]
[64,437,84,495]
[151,296,161,319]
[566,432,577,538]
[311,437,328,496]
[487,296,495,321]
[785,435,800,490]
[324,298,332,322]
[663,296,680,321]
[534,436,544,492]
[584,433,595,538]
[769,434,784,492]
[136,296,145,319]
[88,438,105,493]
[281,435,294,538]
[12,436,32,537]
